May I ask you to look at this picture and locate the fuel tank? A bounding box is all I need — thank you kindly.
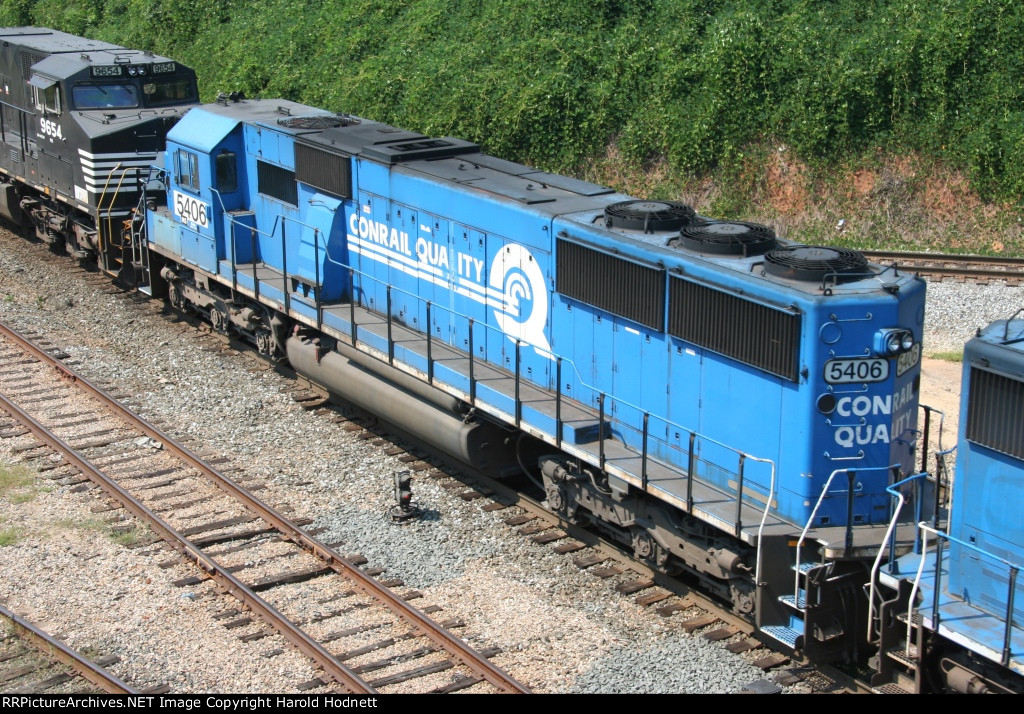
[286,334,516,474]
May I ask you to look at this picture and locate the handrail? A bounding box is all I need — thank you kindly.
[99,165,144,251]
[201,195,777,536]
[753,459,779,590]
[865,470,932,645]
[343,265,778,531]
[793,464,898,602]
[210,187,329,253]
[96,161,123,252]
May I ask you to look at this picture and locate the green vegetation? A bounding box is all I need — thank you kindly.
[52,515,152,547]
[0,0,1021,252]
[930,350,964,363]
[0,526,21,546]
[0,461,36,503]
[109,523,152,547]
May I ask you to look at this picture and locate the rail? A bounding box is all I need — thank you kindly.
[0,603,138,694]
[0,319,530,694]
[860,250,1024,283]
[0,383,379,695]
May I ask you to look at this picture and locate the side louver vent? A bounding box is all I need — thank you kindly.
[764,246,868,282]
[603,200,697,233]
[674,221,777,256]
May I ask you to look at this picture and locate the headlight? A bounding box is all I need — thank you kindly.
[875,328,914,356]
[885,332,902,354]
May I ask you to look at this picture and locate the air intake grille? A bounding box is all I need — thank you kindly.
[557,238,664,330]
[257,160,297,206]
[967,367,1024,460]
[295,143,352,199]
[20,52,43,80]
[668,276,801,381]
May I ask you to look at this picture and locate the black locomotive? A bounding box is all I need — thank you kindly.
[0,26,197,275]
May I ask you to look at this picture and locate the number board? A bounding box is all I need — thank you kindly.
[173,190,210,229]
[824,358,890,384]
[896,343,921,377]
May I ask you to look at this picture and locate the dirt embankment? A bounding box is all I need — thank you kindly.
[919,357,961,457]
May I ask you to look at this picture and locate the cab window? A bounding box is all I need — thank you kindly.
[33,83,61,114]
[143,79,198,107]
[72,84,139,109]
[215,151,237,193]
[176,149,200,191]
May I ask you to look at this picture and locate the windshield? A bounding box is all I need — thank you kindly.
[72,83,139,109]
[143,79,198,107]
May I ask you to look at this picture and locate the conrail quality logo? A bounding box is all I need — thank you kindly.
[488,243,552,355]
[348,211,553,355]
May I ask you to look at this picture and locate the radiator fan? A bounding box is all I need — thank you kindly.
[675,221,777,256]
[764,246,869,282]
[603,200,697,232]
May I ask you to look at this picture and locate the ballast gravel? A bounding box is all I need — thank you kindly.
[0,233,1014,693]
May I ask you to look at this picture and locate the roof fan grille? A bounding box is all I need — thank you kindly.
[278,114,359,130]
[764,246,869,282]
[675,221,777,256]
[604,200,697,232]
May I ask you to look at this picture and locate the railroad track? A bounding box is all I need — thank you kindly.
[0,320,528,694]
[142,300,849,692]
[185,319,860,693]
[861,250,1024,284]
[0,603,140,694]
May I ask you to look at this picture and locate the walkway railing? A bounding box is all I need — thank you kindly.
[205,202,779,540]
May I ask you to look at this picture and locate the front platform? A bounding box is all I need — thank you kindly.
[881,550,1024,678]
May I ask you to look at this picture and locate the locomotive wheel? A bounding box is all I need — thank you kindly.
[632,528,671,571]
[255,328,273,357]
[167,282,184,310]
[45,230,65,254]
[730,581,756,615]
[210,305,230,334]
[632,528,654,560]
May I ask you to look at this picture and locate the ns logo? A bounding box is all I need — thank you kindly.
[488,244,552,357]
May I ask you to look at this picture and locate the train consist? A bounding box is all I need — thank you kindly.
[0,26,1019,693]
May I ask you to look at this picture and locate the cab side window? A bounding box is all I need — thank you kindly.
[176,149,200,191]
[215,151,237,193]
[33,83,61,114]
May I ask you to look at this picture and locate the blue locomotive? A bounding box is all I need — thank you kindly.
[870,311,1024,693]
[0,27,197,273]
[134,94,928,665]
